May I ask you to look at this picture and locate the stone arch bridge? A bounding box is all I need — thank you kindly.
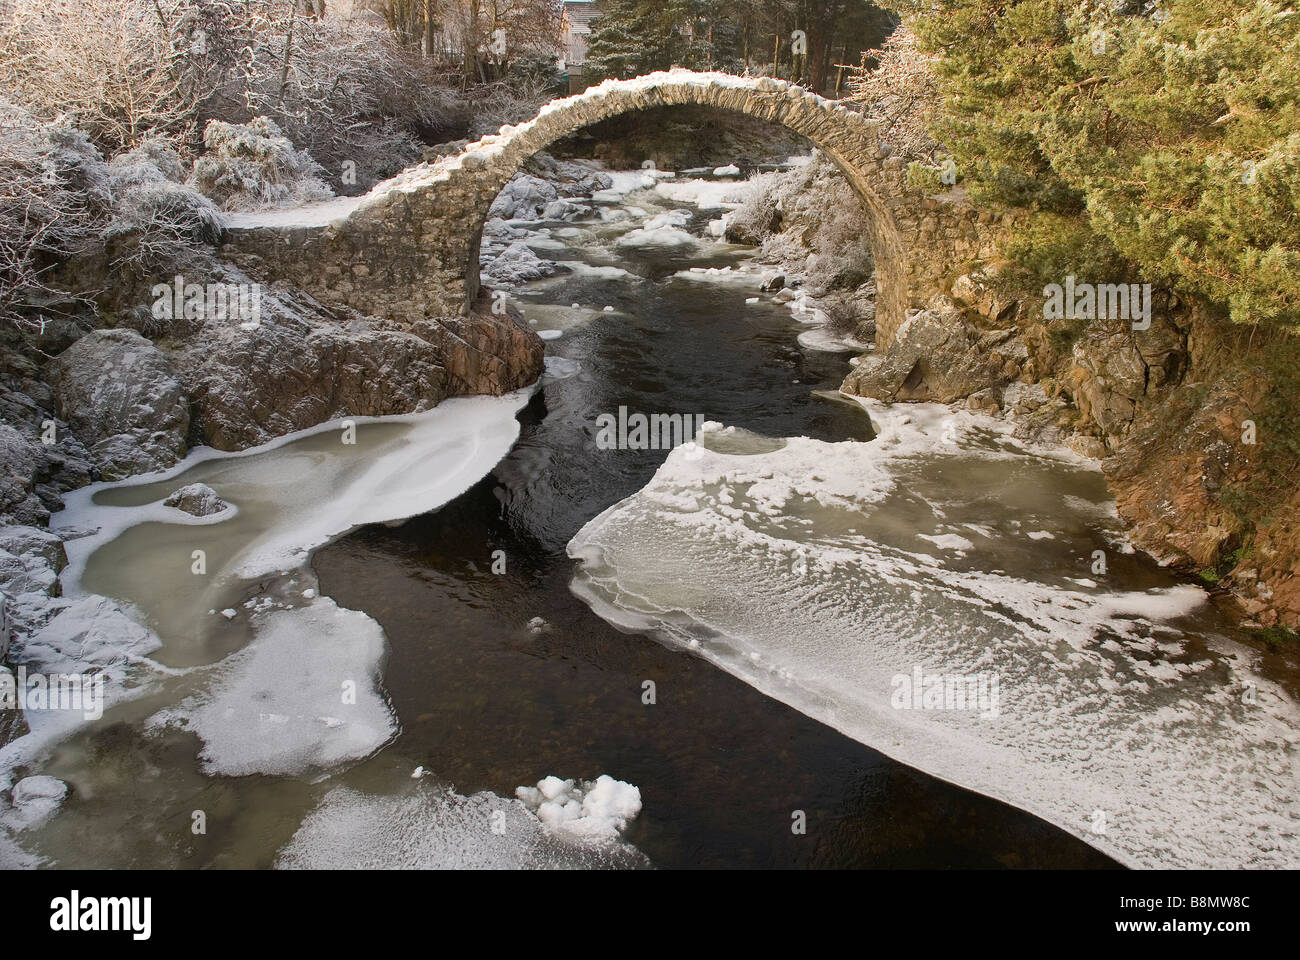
[225,70,983,349]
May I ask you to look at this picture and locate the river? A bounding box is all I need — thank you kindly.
[8,163,1295,869]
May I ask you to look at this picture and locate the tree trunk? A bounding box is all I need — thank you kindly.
[463,0,481,82]
[277,5,298,106]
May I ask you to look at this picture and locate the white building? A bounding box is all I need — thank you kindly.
[560,0,599,68]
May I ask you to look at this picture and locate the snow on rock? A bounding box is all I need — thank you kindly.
[614,210,697,251]
[515,775,643,841]
[11,595,161,679]
[655,178,752,210]
[2,776,67,831]
[0,526,66,577]
[488,173,560,221]
[481,241,558,285]
[0,545,59,601]
[713,164,741,177]
[567,404,1300,869]
[223,195,363,230]
[593,169,675,202]
[47,329,190,481]
[163,483,230,518]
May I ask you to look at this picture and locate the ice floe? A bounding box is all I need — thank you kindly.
[567,401,1300,868]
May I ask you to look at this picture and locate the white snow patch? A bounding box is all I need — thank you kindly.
[515,775,643,841]
[149,598,394,777]
[276,779,647,869]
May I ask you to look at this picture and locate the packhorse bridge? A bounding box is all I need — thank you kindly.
[224,70,984,350]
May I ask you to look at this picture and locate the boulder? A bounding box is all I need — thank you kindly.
[841,299,1022,404]
[4,776,67,830]
[488,174,560,221]
[9,594,160,675]
[164,483,229,517]
[47,329,190,480]
[0,526,66,574]
[481,241,558,285]
[0,396,97,526]
[173,283,541,451]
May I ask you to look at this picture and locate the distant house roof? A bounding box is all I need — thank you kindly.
[563,0,600,32]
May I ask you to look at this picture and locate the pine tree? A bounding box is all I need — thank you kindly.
[905,0,1300,327]
[585,0,735,78]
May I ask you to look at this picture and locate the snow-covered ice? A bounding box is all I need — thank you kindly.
[149,598,394,777]
[567,401,1300,869]
[276,777,647,869]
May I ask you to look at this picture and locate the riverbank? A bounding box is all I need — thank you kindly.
[0,157,1136,869]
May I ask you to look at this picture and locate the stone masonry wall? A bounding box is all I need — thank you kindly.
[223,71,986,351]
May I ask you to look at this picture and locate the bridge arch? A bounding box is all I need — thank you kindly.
[458,72,906,333]
[225,71,938,348]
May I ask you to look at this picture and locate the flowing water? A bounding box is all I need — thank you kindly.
[7,168,1296,869]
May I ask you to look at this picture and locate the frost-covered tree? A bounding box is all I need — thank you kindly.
[904,0,1300,327]
[0,0,203,149]
[0,105,111,331]
[848,24,940,162]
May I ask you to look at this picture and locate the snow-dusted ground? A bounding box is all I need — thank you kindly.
[568,402,1300,869]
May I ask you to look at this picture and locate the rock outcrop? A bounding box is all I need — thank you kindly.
[169,278,541,451]
[47,329,190,480]
[841,298,1025,404]
[0,379,98,527]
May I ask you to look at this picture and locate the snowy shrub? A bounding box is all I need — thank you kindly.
[106,139,223,269]
[0,1,465,191]
[189,118,334,212]
[723,171,784,246]
[727,153,875,297]
[467,76,562,139]
[0,103,111,330]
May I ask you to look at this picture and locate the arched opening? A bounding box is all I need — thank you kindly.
[457,74,907,342]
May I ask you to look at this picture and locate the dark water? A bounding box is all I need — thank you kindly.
[313,207,1121,868]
